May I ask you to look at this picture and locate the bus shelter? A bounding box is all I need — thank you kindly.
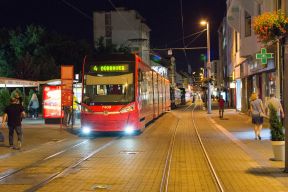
[0,77,39,88]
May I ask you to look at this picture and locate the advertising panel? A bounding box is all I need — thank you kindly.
[43,86,63,118]
[61,65,74,107]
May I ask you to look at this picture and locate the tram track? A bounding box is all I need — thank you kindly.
[0,140,88,181]
[159,103,193,192]
[0,136,120,192]
[191,103,225,192]
[159,102,225,192]
[25,138,119,192]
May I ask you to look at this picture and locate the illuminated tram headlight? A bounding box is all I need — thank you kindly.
[82,126,91,134]
[125,126,134,134]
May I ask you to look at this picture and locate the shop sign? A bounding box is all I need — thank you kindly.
[229,82,236,89]
[256,48,273,65]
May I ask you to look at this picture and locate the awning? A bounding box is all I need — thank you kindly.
[0,77,39,88]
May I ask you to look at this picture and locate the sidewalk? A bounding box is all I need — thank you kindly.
[206,109,288,188]
[0,117,78,155]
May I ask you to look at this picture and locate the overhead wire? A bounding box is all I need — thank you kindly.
[185,30,206,47]
[158,29,207,48]
[179,0,190,69]
[61,0,93,21]
[106,0,139,37]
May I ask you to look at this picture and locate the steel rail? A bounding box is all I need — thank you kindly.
[25,137,119,192]
[191,103,225,192]
[0,140,88,181]
[0,138,67,160]
[160,103,193,192]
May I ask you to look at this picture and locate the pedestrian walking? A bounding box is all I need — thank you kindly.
[218,95,225,118]
[28,93,39,119]
[266,93,284,121]
[1,97,25,149]
[250,93,265,140]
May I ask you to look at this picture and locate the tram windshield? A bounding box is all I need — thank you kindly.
[83,73,134,105]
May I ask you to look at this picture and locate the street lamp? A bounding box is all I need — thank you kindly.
[200,20,211,114]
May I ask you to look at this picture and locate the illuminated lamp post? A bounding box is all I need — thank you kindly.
[200,20,211,114]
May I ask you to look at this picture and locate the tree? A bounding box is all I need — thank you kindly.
[0,25,93,80]
[43,31,92,73]
[0,50,13,76]
[94,36,131,54]
[8,25,57,80]
[0,89,10,115]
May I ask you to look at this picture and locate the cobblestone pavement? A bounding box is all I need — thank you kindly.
[0,107,287,191]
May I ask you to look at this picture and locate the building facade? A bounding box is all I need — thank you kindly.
[93,8,151,64]
[225,0,284,112]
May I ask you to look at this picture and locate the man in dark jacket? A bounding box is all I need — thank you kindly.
[2,97,25,149]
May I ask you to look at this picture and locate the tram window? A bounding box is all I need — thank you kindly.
[84,73,135,104]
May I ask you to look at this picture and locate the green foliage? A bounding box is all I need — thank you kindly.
[94,36,131,54]
[0,50,12,76]
[269,104,285,141]
[0,25,92,80]
[0,89,10,115]
[36,87,43,112]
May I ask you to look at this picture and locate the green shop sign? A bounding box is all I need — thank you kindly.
[256,48,273,65]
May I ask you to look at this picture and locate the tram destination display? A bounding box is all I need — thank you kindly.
[90,64,129,73]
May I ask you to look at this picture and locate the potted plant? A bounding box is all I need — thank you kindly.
[268,104,285,161]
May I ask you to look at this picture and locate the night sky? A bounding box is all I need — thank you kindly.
[0,0,226,71]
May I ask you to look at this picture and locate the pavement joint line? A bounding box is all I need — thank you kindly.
[194,110,288,191]
[0,138,68,160]
[24,137,120,192]
[0,140,89,181]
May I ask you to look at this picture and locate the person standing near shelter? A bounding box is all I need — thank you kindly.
[28,93,39,119]
[266,93,284,121]
[68,95,79,125]
[218,95,225,118]
[2,97,25,149]
[250,93,265,140]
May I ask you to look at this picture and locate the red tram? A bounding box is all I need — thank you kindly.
[80,54,170,134]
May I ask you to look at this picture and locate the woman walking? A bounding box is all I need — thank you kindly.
[250,93,265,140]
[28,93,39,119]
